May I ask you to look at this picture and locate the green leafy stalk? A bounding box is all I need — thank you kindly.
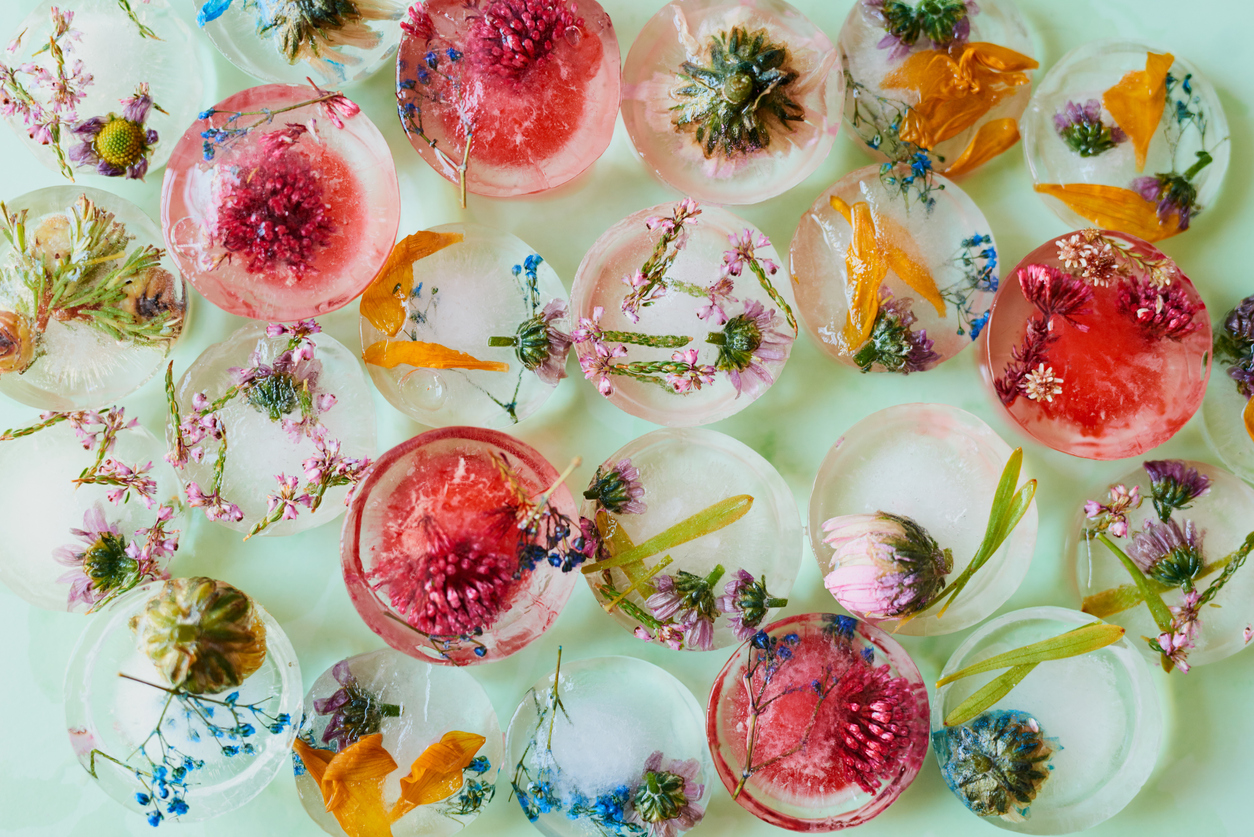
[1096,533,1174,632]
[115,0,161,40]
[939,623,1125,726]
[582,494,754,573]
[598,331,692,348]
[906,448,1036,622]
[748,258,797,335]
[0,411,68,441]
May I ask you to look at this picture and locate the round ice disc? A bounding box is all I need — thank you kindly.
[64,578,302,825]
[1,0,207,181]
[193,0,404,87]
[0,186,187,411]
[506,654,713,837]
[168,322,376,537]
[571,200,797,426]
[932,606,1161,833]
[161,83,400,322]
[1023,41,1229,242]
[341,427,582,666]
[359,223,572,429]
[294,648,503,837]
[809,403,1037,635]
[979,229,1210,459]
[839,0,1035,177]
[1067,459,1254,670]
[707,613,929,829]
[621,0,842,205]
[0,411,183,612]
[396,0,620,198]
[790,165,999,373]
[580,427,801,651]
[1203,295,1254,484]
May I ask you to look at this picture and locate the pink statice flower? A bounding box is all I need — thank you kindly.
[579,339,626,396]
[664,348,717,394]
[1084,483,1142,538]
[266,474,314,521]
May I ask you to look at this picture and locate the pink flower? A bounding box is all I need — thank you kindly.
[821,512,951,620]
[266,474,314,521]
[695,276,736,324]
[579,340,625,396]
[1084,483,1142,538]
[307,77,360,129]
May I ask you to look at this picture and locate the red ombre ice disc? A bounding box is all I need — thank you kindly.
[161,84,399,321]
[341,427,582,666]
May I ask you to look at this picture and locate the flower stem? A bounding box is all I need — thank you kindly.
[600,330,691,348]
[1182,150,1213,181]
[1097,533,1175,632]
[748,259,798,335]
[487,336,517,347]
[601,556,673,614]
[115,0,161,40]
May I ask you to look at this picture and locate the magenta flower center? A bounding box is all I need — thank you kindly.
[469,0,580,80]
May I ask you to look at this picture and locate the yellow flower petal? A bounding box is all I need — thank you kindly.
[842,201,889,351]
[1033,183,1180,242]
[1103,52,1174,172]
[943,117,1021,177]
[828,196,945,319]
[360,231,464,337]
[363,340,510,372]
[390,730,486,820]
[883,43,1036,150]
[294,734,398,837]
[1244,397,1254,445]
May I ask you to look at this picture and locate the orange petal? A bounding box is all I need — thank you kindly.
[1244,398,1254,445]
[360,231,464,337]
[842,202,889,350]
[295,734,398,837]
[1103,52,1173,172]
[944,117,1021,177]
[830,197,943,318]
[390,730,486,821]
[363,340,510,372]
[1033,183,1180,242]
[958,42,1039,75]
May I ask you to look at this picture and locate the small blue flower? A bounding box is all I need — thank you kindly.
[197,0,234,27]
[970,310,991,340]
[473,646,487,657]
[861,646,875,663]
[468,756,490,774]
[425,50,439,69]
[136,793,151,805]
[446,47,463,62]
[198,109,216,120]
[223,746,239,757]
[147,811,162,827]
[224,692,240,707]
[167,799,189,816]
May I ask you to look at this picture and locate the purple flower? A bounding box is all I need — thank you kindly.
[709,299,792,398]
[663,348,717,394]
[68,83,159,179]
[1053,99,1127,156]
[578,339,626,396]
[1084,483,1142,538]
[1131,168,1203,232]
[583,458,646,515]
[1017,264,1094,328]
[821,512,952,619]
[54,505,137,609]
[721,229,778,279]
[1127,518,1205,591]
[645,567,725,651]
[265,474,314,522]
[628,751,706,837]
[717,569,787,640]
[1155,589,1202,673]
[1143,460,1211,522]
[1116,277,1201,341]
[314,659,403,752]
[185,481,245,523]
[695,276,736,324]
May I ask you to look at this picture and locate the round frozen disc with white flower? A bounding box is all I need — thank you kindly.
[790,165,999,373]
[1023,41,1229,242]
[64,578,302,823]
[809,403,1038,636]
[506,655,713,837]
[294,648,503,837]
[1067,459,1254,669]
[580,427,801,651]
[0,412,182,612]
[0,186,187,411]
[2,0,207,181]
[621,0,842,205]
[359,223,571,429]
[932,607,1161,834]
[571,200,797,426]
[168,322,376,537]
[193,0,404,87]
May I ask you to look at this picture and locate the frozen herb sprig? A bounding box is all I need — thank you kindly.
[620,199,704,323]
[198,78,359,160]
[115,0,162,40]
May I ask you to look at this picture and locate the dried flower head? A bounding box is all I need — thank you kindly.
[821,512,953,620]
[1017,263,1094,326]
[832,656,926,794]
[1116,277,1200,340]
[1020,363,1063,403]
[468,0,582,81]
[1127,518,1205,591]
[864,0,976,60]
[54,505,136,609]
[583,458,646,515]
[69,84,160,179]
[314,659,403,752]
[629,751,705,837]
[646,567,725,651]
[1053,99,1126,157]
[717,570,787,640]
[0,309,34,373]
[135,577,268,694]
[852,286,940,374]
[708,299,790,398]
[1143,460,1211,522]
[506,298,572,386]
[1084,483,1142,538]
[1054,231,1120,287]
[935,710,1052,821]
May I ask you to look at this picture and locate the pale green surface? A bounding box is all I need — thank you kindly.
[0,0,1252,835]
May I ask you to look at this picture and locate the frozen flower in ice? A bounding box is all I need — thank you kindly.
[314,659,403,752]
[1017,263,1094,325]
[54,505,137,609]
[69,83,160,179]
[266,319,322,340]
[501,299,572,386]
[1132,168,1204,233]
[583,458,646,515]
[717,570,787,640]
[646,567,725,651]
[0,309,33,374]
[865,0,977,60]
[708,299,790,398]
[821,512,952,620]
[93,457,159,508]
[1127,518,1204,591]
[1084,483,1142,538]
[1215,295,1254,398]
[1116,277,1201,341]
[1054,230,1121,287]
[1020,363,1063,403]
[233,343,324,422]
[185,481,245,523]
[1143,460,1211,522]
[664,348,717,394]
[265,474,314,522]
[467,0,581,81]
[1154,589,1202,673]
[721,229,779,279]
[628,751,705,837]
[852,287,940,375]
[400,4,436,41]
[1053,99,1126,157]
[695,276,736,324]
[832,655,925,794]
[578,340,626,396]
[571,305,605,344]
[935,709,1052,820]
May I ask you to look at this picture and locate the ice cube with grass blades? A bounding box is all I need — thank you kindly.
[932,606,1161,834]
[809,403,1038,635]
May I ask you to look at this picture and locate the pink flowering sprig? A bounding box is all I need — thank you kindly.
[198,78,359,161]
[0,6,92,179]
[1084,484,1143,538]
[245,432,373,539]
[620,199,703,323]
[721,228,796,335]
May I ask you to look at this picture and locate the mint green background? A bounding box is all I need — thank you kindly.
[1,0,1251,834]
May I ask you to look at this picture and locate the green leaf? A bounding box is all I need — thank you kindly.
[581,494,754,573]
[1097,533,1175,632]
[944,664,1037,727]
[935,622,1125,687]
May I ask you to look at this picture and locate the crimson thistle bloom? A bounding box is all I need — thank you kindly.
[69,83,161,179]
[821,512,952,620]
[1017,263,1094,328]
